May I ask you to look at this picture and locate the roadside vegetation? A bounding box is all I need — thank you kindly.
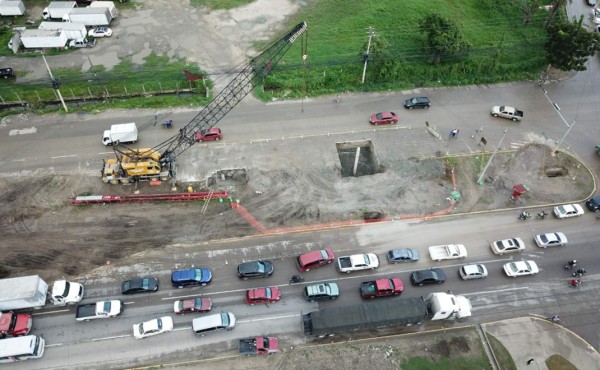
[0,0,577,116]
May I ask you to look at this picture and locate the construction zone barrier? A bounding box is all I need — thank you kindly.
[69,191,230,205]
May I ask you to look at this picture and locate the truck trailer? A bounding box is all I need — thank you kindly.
[62,7,112,26]
[0,0,25,16]
[302,293,471,338]
[19,29,68,49]
[0,276,84,311]
[39,21,86,40]
[89,1,117,18]
[42,1,77,20]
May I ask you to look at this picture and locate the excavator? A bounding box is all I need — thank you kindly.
[102,21,307,184]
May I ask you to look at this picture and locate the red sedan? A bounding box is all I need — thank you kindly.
[245,286,281,305]
[360,278,403,299]
[296,248,335,271]
[195,127,223,142]
[173,297,212,314]
[369,111,398,125]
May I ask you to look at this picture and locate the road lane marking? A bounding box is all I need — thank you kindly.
[46,343,63,347]
[462,287,529,296]
[237,313,299,323]
[173,327,191,332]
[51,155,77,159]
[92,334,131,342]
[124,301,136,305]
[32,309,70,316]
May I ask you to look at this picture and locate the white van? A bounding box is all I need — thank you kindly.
[192,312,236,336]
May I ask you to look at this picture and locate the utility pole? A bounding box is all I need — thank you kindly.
[42,55,68,112]
[541,87,576,154]
[477,129,508,185]
[361,27,375,84]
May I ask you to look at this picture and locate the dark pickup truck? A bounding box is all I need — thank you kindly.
[360,278,403,299]
[238,337,279,356]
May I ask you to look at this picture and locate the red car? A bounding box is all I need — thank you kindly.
[244,286,281,305]
[360,277,403,299]
[369,111,398,125]
[296,248,335,271]
[173,297,213,314]
[195,127,223,142]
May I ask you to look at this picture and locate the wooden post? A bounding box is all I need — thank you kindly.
[88,87,93,98]
[142,84,146,94]
[124,86,128,95]
[159,82,162,93]
[15,92,22,102]
[35,91,41,101]
[70,88,75,98]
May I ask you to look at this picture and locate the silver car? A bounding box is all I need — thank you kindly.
[459,264,488,280]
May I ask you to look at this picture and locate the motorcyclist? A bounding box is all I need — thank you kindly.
[551,315,560,323]
[575,268,586,275]
[290,275,303,283]
[569,279,581,287]
[519,211,531,220]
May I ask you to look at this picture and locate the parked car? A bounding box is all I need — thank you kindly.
[296,248,335,271]
[553,204,584,219]
[237,260,274,280]
[195,127,223,142]
[88,27,112,38]
[404,96,431,109]
[534,232,568,248]
[303,282,339,302]
[459,264,488,280]
[132,316,173,339]
[171,268,212,288]
[585,195,600,211]
[174,297,212,315]
[244,286,281,305]
[0,67,15,79]
[410,268,446,286]
[503,260,539,277]
[386,248,420,263]
[121,277,159,295]
[369,111,398,125]
[490,237,525,255]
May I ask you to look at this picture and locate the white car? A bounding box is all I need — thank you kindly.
[553,204,584,219]
[133,316,173,339]
[503,260,539,277]
[534,232,568,248]
[490,238,525,255]
[459,264,488,280]
[88,27,113,38]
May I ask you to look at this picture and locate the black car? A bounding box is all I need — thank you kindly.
[404,96,430,109]
[0,68,14,79]
[410,268,446,286]
[585,196,600,212]
[237,260,274,280]
[121,277,159,294]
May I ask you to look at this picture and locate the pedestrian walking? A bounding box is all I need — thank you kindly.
[449,129,459,138]
[527,358,534,365]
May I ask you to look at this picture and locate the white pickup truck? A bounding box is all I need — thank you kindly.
[75,300,122,321]
[490,106,524,122]
[337,253,379,273]
[428,244,467,261]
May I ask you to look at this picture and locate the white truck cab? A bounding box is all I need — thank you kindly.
[51,280,84,305]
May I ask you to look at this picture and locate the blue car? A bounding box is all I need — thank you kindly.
[171,268,212,288]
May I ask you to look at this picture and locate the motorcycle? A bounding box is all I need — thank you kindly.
[162,119,174,128]
[518,211,531,220]
[572,268,586,278]
[564,260,578,270]
[289,275,304,284]
[536,210,548,219]
[569,279,582,288]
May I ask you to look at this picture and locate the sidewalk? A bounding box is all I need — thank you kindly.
[483,316,600,370]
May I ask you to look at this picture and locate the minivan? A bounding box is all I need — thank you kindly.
[192,312,236,336]
[303,283,339,302]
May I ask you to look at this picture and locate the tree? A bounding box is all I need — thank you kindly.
[419,14,469,65]
[545,17,600,72]
[509,0,541,25]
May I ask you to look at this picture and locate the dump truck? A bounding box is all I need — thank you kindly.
[0,276,84,311]
[337,253,379,273]
[75,300,122,321]
[428,244,467,261]
[302,293,471,338]
[0,311,32,337]
[238,337,279,356]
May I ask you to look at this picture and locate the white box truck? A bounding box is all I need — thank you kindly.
[89,1,117,18]
[39,21,86,40]
[0,0,25,16]
[42,1,77,20]
[0,276,84,310]
[62,7,112,26]
[102,122,138,145]
[20,29,68,49]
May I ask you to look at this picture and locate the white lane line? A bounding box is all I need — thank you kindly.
[173,327,191,332]
[98,152,114,155]
[462,287,529,296]
[46,343,64,347]
[237,313,299,324]
[51,155,77,159]
[12,159,25,162]
[92,334,131,342]
[32,309,70,316]
[123,301,136,305]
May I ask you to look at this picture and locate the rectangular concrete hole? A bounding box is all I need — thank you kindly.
[336,140,380,177]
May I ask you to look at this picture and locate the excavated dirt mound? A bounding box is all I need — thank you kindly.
[0,144,593,280]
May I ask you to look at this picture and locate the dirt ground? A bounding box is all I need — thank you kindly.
[0,143,593,280]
